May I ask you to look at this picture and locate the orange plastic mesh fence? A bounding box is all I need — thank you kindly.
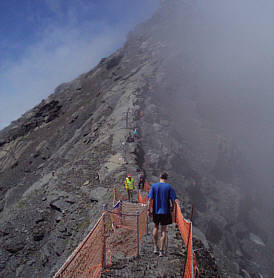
[137,190,154,214]
[109,202,122,231]
[121,202,146,228]
[54,201,148,278]
[138,209,147,241]
[53,216,104,278]
[137,190,148,204]
[144,181,151,193]
[137,190,144,203]
[184,227,194,278]
[113,185,150,204]
[175,202,191,243]
[175,202,197,278]
[106,201,147,257]
[113,186,128,203]
[105,211,137,257]
[54,187,150,278]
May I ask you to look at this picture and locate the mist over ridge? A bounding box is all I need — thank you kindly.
[161,0,274,191]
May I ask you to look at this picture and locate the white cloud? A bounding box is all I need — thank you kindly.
[0,0,160,130]
[0,20,126,130]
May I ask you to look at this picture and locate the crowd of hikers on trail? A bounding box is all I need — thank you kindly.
[124,171,177,257]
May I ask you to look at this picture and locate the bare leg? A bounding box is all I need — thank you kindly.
[160,225,167,251]
[153,224,159,250]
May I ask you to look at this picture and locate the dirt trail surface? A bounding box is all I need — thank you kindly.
[102,222,221,278]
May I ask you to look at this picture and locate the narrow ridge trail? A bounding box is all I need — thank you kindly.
[101,220,221,278]
[102,222,186,278]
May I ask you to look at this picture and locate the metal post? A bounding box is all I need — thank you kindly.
[125,110,129,129]
[146,210,149,235]
[122,108,131,129]
[136,211,140,257]
[102,204,107,269]
[120,200,123,226]
[175,201,177,223]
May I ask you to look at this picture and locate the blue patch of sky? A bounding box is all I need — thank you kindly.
[0,0,160,129]
[0,0,159,66]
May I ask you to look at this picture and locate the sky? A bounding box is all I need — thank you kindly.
[0,0,160,130]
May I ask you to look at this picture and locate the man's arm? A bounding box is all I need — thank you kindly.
[147,186,154,216]
[170,200,175,212]
[169,186,177,212]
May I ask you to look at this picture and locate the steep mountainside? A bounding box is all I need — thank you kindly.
[0,1,273,277]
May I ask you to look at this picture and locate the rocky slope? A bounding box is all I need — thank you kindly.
[0,1,273,277]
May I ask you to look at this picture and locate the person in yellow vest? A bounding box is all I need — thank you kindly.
[125,174,135,202]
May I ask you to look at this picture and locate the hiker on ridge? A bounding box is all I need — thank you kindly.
[138,171,146,190]
[147,172,176,257]
[124,174,135,202]
[133,128,138,139]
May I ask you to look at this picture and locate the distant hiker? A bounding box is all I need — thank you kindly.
[125,174,135,202]
[138,171,146,190]
[147,172,176,257]
[133,128,138,138]
[126,132,134,143]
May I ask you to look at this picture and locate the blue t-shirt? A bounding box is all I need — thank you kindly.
[148,182,177,214]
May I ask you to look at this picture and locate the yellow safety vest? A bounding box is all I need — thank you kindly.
[125,177,135,190]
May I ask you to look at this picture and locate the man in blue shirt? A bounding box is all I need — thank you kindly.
[148,172,177,257]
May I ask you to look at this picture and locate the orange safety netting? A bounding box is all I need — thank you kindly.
[54,183,197,278]
[137,190,148,204]
[112,186,129,205]
[137,190,154,215]
[175,201,197,278]
[53,216,104,278]
[137,181,151,204]
[104,201,147,257]
[138,209,147,241]
[113,182,150,205]
[108,201,147,256]
[54,199,148,278]
[144,181,151,193]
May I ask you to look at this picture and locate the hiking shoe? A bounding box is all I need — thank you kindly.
[153,246,159,254]
[159,250,164,257]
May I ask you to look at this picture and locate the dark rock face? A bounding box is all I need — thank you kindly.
[206,221,223,244]
[0,1,273,277]
[106,54,123,70]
